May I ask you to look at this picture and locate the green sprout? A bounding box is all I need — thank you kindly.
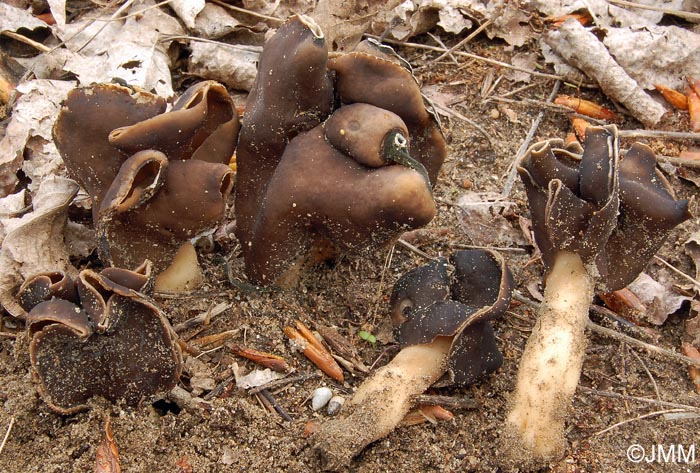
[358,330,376,345]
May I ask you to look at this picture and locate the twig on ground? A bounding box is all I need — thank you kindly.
[210,0,284,23]
[1,32,50,52]
[429,19,492,64]
[513,292,700,369]
[369,245,395,327]
[607,0,700,21]
[426,33,458,65]
[76,0,137,52]
[578,386,700,412]
[629,348,661,401]
[449,243,527,253]
[397,239,441,262]
[0,417,15,457]
[248,372,320,395]
[593,408,689,436]
[657,155,700,170]
[203,375,235,401]
[363,34,567,81]
[432,102,496,148]
[618,129,700,141]
[259,389,293,422]
[412,394,479,410]
[502,80,562,197]
[653,255,700,289]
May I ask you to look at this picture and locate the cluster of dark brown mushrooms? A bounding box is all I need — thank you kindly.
[3,13,693,472]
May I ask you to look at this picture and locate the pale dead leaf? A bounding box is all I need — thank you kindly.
[507,52,538,84]
[545,19,666,126]
[189,42,260,92]
[170,0,205,29]
[312,0,403,50]
[456,191,527,247]
[0,3,48,32]
[192,4,242,39]
[47,0,67,27]
[604,25,700,91]
[0,177,79,317]
[232,363,285,390]
[53,1,183,97]
[686,231,700,282]
[628,272,692,325]
[0,80,76,196]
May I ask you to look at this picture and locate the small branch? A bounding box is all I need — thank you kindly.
[657,155,700,170]
[618,129,700,141]
[363,34,567,81]
[0,417,15,457]
[1,32,50,52]
[449,243,527,253]
[593,408,688,436]
[582,386,700,412]
[513,292,700,369]
[607,0,700,21]
[397,239,441,262]
[429,19,492,64]
[248,372,320,395]
[259,389,293,422]
[653,255,700,289]
[432,102,495,148]
[412,394,479,410]
[209,0,284,23]
[502,80,561,197]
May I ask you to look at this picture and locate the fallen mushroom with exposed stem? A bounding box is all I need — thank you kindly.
[501,125,692,469]
[311,250,513,470]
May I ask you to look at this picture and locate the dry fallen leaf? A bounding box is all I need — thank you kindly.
[456,191,527,247]
[94,416,120,473]
[627,272,692,326]
[188,42,259,92]
[170,0,205,29]
[232,363,286,390]
[0,176,79,317]
[680,343,700,394]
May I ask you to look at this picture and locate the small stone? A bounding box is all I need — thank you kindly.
[460,178,473,190]
[327,395,345,415]
[490,108,500,119]
[311,387,333,411]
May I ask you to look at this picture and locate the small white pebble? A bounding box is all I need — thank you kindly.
[311,387,333,411]
[327,395,345,415]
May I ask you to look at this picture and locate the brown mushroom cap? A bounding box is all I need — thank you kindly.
[328,44,446,185]
[245,125,435,284]
[518,125,691,290]
[389,250,513,386]
[53,83,166,211]
[19,263,181,415]
[54,82,236,269]
[109,80,239,164]
[235,15,334,253]
[234,18,445,285]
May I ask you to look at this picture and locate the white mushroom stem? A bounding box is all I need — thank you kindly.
[502,250,594,468]
[312,336,452,470]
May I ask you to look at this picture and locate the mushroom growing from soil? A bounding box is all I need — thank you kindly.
[17,261,182,414]
[501,125,692,469]
[311,249,513,470]
[234,15,446,286]
[53,81,237,270]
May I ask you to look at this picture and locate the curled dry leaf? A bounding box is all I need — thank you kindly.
[94,416,120,473]
[0,177,79,317]
[456,191,527,247]
[401,404,454,426]
[628,273,693,326]
[229,345,290,373]
[284,323,344,382]
[680,343,700,394]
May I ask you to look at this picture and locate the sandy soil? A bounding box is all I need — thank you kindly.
[1,28,699,473]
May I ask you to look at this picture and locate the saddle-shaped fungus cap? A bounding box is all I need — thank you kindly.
[19,262,181,414]
[53,82,236,269]
[108,80,239,164]
[53,84,167,210]
[328,42,446,185]
[390,250,514,385]
[245,108,436,284]
[234,14,334,254]
[518,124,691,290]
